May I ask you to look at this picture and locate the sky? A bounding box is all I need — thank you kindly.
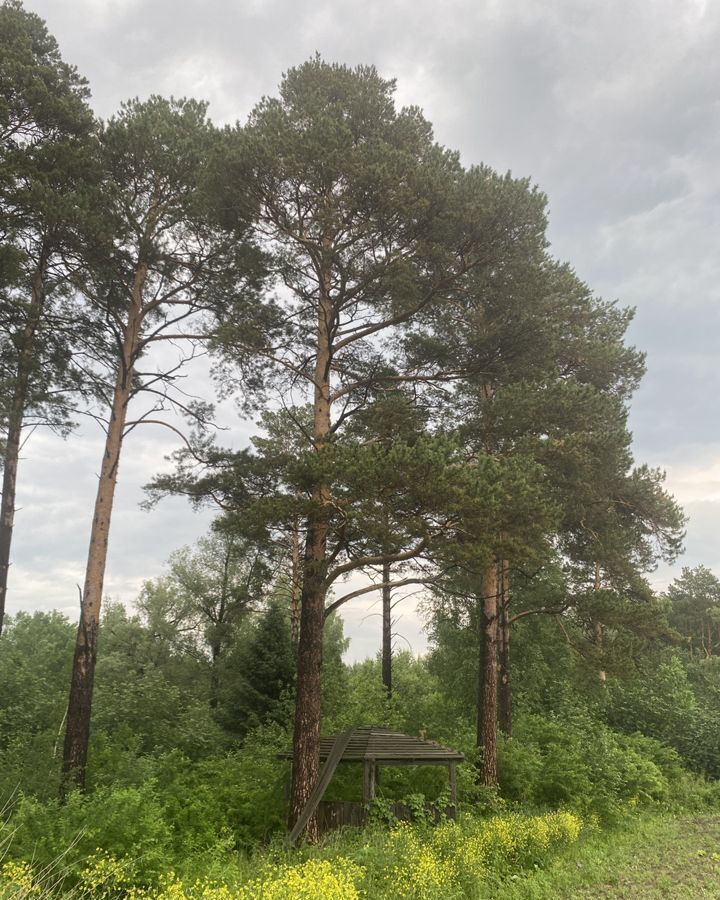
[7,0,720,661]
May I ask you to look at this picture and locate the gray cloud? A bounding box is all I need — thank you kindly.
[11,0,720,659]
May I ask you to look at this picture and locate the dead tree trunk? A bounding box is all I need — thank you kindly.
[477,561,499,786]
[61,263,147,793]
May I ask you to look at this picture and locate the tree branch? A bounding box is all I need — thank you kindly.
[508,605,569,625]
[324,577,433,619]
[327,539,428,585]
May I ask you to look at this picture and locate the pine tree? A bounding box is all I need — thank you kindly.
[211,58,549,838]
[0,0,96,634]
[61,96,266,791]
[223,601,296,736]
[666,567,720,658]
[415,258,661,783]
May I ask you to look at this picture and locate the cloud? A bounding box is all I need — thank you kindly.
[665,456,720,505]
[10,0,720,658]
[9,423,218,615]
[331,581,431,663]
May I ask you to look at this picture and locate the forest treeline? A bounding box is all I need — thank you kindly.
[2,0,720,883]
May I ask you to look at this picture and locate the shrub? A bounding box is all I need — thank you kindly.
[498,713,671,822]
[1,811,583,900]
[1,787,172,884]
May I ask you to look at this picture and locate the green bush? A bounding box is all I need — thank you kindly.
[149,726,289,854]
[1,786,172,883]
[607,656,720,777]
[497,714,670,822]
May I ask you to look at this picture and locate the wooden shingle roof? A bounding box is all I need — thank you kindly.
[280,726,464,764]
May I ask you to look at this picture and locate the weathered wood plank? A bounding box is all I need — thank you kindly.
[279,726,464,762]
[288,729,354,845]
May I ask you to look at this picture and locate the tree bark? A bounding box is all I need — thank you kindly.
[61,263,146,793]
[382,559,392,697]
[288,255,333,841]
[290,514,301,643]
[498,558,512,737]
[477,561,499,786]
[289,521,327,840]
[0,271,44,637]
[0,399,23,637]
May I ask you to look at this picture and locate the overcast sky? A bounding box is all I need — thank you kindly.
[7,0,720,661]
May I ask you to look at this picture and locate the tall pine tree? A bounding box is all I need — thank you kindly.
[0,0,95,634]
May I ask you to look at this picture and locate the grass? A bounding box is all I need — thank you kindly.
[486,814,720,899]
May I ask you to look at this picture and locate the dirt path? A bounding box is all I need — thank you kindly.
[568,816,720,899]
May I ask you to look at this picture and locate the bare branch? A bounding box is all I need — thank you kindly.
[122,418,197,450]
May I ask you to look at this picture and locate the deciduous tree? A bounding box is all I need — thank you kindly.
[138,533,271,708]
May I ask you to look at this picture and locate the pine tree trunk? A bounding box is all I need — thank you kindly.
[0,389,25,638]
[289,530,327,840]
[498,559,512,737]
[477,561,499,786]
[288,258,332,841]
[61,264,146,793]
[382,559,392,698]
[593,619,607,684]
[0,272,44,637]
[290,514,301,643]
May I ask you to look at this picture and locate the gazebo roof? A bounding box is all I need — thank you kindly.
[283,726,463,843]
[281,726,464,764]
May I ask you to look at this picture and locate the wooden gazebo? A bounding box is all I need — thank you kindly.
[281,726,464,842]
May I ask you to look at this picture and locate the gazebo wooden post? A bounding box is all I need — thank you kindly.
[363,758,376,804]
[448,760,458,815]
